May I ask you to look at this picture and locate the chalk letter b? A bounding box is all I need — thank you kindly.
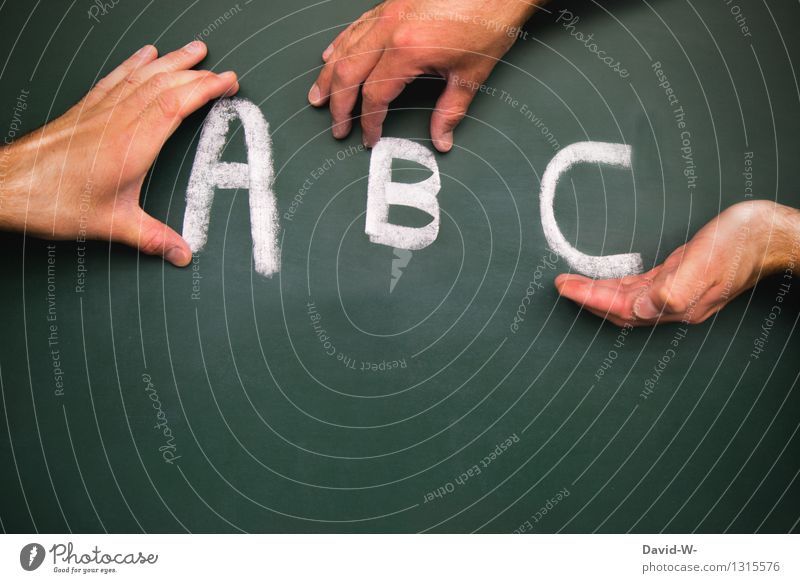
[540,141,643,279]
[182,98,280,277]
[365,138,441,250]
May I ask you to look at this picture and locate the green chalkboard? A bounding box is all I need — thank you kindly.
[1,0,799,533]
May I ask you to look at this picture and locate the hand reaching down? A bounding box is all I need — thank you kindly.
[0,41,239,266]
[555,201,800,326]
[308,0,543,152]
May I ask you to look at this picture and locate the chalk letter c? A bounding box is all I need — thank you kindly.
[540,141,643,279]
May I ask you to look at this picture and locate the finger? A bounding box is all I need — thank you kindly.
[311,30,355,105]
[322,41,336,62]
[327,39,385,138]
[322,13,369,62]
[309,60,332,107]
[360,58,414,147]
[558,272,655,292]
[122,40,208,94]
[430,78,478,152]
[86,45,158,107]
[139,39,208,77]
[632,250,711,321]
[116,209,192,267]
[633,278,711,322]
[126,70,213,113]
[308,10,374,107]
[582,305,634,327]
[555,274,642,322]
[139,71,239,141]
[309,21,382,110]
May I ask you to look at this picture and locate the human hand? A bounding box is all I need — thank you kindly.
[308,0,542,152]
[0,41,238,266]
[555,200,800,326]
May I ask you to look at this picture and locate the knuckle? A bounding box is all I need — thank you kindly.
[93,77,113,94]
[180,42,202,60]
[360,83,383,106]
[332,60,358,86]
[124,74,142,88]
[439,106,464,120]
[154,90,179,118]
[690,310,712,325]
[657,285,688,315]
[391,25,418,49]
[196,76,214,96]
[726,200,758,223]
[150,72,170,92]
[138,227,164,255]
[436,107,465,127]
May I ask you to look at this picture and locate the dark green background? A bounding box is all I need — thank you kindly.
[0,0,798,533]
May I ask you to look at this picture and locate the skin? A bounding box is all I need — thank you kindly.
[0,41,239,266]
[0,30,795,328]
[308,0,544,152]
[555,200,800,326]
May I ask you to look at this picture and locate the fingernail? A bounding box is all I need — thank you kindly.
[559,275,584,288]
[136,45,155,59]
[166,247,190,266]
[185,40,204,54]
[219,70,237,82]
[332,121,351,139]
[308,83,321,105]
[363,131,378,148]
[436,131,454,152]
[634,296,660,319]
[322,44,334,61]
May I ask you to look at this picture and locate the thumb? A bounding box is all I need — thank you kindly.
[632,246,711,321]
[633,271,705,321]
[631,284,669,321]
[430,78,476,152]
[116,209,192,267]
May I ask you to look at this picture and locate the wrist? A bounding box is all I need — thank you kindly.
[758,201,800,275]
[0,141,38,234]
[0,144,17,231]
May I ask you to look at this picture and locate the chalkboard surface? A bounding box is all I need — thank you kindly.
[1,0,799,533]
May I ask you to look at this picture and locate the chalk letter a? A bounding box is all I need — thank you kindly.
[365,138,441,250]
[540,141,643,279]
[182,97,279,277]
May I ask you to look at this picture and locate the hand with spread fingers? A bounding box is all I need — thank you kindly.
[555,200,800,327]
[0,41,238,266]
[308,0,544,152]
